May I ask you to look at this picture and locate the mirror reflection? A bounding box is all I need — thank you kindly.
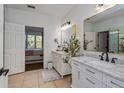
[84,7,124,54]
[62,24,77,43]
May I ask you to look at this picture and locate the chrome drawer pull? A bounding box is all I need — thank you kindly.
[111,81,123,88]
[86,78,95,85]
[86,69,95,74]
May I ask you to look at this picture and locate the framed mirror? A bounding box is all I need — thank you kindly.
[62,24,77,44]
[84,5,124,55]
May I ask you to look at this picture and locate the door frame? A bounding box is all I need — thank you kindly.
[98,31,109,52]
[25,26,44,70]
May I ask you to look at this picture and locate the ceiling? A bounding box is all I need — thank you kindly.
[5,4,77,18]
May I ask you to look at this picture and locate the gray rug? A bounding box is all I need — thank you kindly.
[42,69,61,82]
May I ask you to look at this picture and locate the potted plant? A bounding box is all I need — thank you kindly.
[63,34,80,57]
[62,34,80,82]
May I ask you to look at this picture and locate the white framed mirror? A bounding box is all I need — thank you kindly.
[84,5,124,55]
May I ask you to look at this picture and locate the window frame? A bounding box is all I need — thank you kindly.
[26,34,43,49]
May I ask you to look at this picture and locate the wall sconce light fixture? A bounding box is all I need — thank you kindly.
[96,4,104,11]
[61,21,72,30]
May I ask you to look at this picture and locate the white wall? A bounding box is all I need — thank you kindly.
[5,7,61,68]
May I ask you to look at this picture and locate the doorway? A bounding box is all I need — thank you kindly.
[98,31,109,52]
[25,26,44,71]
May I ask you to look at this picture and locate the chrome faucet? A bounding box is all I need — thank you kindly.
[111,58,118,63]
[105,52,109,62]
[99,52,104,61]
[99,52,109,62]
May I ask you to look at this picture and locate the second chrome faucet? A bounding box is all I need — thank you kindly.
[99,52,109,62]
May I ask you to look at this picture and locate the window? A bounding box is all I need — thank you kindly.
[27,35,35,49]
[36,36,42,48]
[26,35,42,49]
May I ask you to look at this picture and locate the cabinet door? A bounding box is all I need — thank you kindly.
[52,53,56,68]
[62,62,71,75]
[72,64,82,88]
[52,52,55,67]
[56,54,62,73]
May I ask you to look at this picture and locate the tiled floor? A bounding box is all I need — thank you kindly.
[8,69,71,88]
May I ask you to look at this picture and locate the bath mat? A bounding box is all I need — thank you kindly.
[42,69,61,82]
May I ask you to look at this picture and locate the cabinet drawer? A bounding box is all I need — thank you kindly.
[106,76,124,88]
[83,73,103,88]
[84,66,102,80]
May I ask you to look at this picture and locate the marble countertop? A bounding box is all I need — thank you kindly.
[71,56,124,82]
[52,50,65,55]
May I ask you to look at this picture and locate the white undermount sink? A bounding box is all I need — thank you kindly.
[89,60,124,74]
[90,61,116,68]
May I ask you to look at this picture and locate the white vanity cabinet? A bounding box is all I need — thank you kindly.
[71,59,124,88]
[52,51,71,78]
[72,61,104,88]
